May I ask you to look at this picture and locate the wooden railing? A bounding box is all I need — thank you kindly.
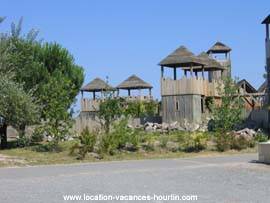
[81,96,153,112]
[81,99,102,112]
[161,77,220,97]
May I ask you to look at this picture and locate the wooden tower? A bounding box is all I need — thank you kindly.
[207,42,232,81]
[159,46,224,124]
[262,15,270,106]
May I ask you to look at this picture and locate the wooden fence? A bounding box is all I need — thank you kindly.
[161,77,220,97]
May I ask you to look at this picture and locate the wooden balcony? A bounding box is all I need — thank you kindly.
[161,77,220,97]
[81,96,153,112]
[81,99,102,112]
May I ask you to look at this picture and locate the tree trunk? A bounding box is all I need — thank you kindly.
[0,123,8,149]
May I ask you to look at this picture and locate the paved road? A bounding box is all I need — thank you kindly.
[0,153,269,203]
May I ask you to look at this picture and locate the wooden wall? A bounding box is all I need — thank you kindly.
[162,95,202,124]
[161,77,220,97]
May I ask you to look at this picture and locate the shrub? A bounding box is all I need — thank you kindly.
[182,132,208,152]
[255,132,268,143]
[99,119,139,155]
[31,126,45,143]
[215,132,233,152]
[16,134,31,148]
[231,133,255,150]
[215,131,255,151]
[70,128,96,159]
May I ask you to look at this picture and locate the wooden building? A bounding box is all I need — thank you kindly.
[117,74,153,101]
[207,41,232,81]
[80,78,115,112]
[262,15,270,105]
[159,46,224,124]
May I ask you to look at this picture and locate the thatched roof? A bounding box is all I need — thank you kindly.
[117,75,152,90]
[237,79,257,93]
[159,46,206,67]
[81,78,114,92]
[196,52,224,70]
[207,42,231,54]
[258,81,266,92]
[262,15,270,24]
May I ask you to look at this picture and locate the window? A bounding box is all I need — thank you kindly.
[175,100,180,111]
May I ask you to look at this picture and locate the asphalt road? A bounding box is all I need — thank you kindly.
[0,153,269,203]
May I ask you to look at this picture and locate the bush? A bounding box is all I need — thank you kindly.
[255,133,268,143]
[17,134,31,148]
[70,128,96,159]
[31,126,45,143]
[182,132,208,152]
[99,119,139,155]
[215,131,255,151]
[215,132,232,152]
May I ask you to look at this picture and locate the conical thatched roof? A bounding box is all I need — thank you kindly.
[117,75,152,90]
[81,78,114,92]
[262,15,270,24]
[207,42,231,54]
[197,52,224,70]
[159,46,206,67]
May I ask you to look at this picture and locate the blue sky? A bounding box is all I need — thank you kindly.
[1,0,269,111]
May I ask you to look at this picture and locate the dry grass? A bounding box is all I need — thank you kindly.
[0,141,257,168]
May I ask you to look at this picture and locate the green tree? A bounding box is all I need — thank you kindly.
[98,97,123,133]
[0,76,39,148]
[0,17,84,144]
[213,77,244,133]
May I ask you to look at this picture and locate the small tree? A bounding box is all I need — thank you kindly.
[212,77,244,133]
[0,76,39,148]
[211,77,244,151]
[98,96,123,133]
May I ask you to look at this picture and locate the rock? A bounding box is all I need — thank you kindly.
[47,135,53,142]
[145,126,153,132]
[124,143,137,151]
[161,123,169,130]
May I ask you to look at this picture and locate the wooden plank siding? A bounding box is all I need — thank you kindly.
[162,95,202,124]
[161,77,220,97]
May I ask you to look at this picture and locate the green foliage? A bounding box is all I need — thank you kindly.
[99,119,139,155]
[16,134,31,148]
[70,128,97,160]
[124,100,158,117]
[0,76,39,129]
[215,132,233,152]
[215,132,255,152]
[182,132,208,152]
[212,77,244,133]
[98,97,124,133]
[31,126,45,143]
[0,18,84,146]
[255,132,268,142]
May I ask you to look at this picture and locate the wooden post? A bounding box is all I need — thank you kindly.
[195,71,198,79]
[184,70,187,77]
[161,66,164,78]
[190,66,193,77]
[149,88,152,96]
[266,24,269,39]
[202,66,205,80]
[117,89,120,97]
[93,91,96,100]
[173,67,177,80]
[81,90,84,98]
[128,89,131,96]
